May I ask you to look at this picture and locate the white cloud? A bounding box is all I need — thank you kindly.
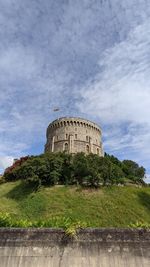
[0,0,150,174]
[78,19,150,170]
[146,175,150,184]
[0,45,38,79]
[0,156,14,173]
[78,19,150,122]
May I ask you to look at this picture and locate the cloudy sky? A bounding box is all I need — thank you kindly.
[0,0,150,181]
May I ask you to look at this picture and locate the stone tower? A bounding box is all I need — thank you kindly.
[45,117,104,156]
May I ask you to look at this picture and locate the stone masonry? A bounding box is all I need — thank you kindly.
[45,117,104,156]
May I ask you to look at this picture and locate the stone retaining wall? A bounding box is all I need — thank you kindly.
[0,228,150,267]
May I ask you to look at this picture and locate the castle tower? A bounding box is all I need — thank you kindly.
[45,117,104,156]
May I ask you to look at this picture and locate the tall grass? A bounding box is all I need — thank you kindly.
[0,181,150,227]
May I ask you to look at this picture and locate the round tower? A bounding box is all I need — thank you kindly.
[45,117,104,156]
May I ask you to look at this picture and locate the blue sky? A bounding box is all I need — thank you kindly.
[0,0,150,182]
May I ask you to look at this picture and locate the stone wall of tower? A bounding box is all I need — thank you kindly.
[45,117,104,156]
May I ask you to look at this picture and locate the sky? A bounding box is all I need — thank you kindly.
[0,0,150,182]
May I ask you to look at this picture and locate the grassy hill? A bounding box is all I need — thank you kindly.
[0,181,150,227]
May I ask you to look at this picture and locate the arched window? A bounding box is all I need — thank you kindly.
[86,136,89,142]
[64,143,68,152]
[97,148,99,155]
[86,145,90,154]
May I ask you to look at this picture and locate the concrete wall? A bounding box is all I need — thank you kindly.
[0,228,149,267]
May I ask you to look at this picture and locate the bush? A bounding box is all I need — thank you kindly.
[0,213,12,227]
[0,175,4,184]
[122,160,145,183]
[0,213,87,233]
[72,153,89,185]
[4,157,29,181]
[3,152,146,188]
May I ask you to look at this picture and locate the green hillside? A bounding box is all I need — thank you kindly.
[0,181,150,227]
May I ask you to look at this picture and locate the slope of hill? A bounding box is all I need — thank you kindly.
[0,181,150,227]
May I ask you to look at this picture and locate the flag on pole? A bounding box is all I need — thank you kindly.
[53,108,60,112]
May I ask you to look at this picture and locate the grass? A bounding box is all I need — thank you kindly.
[0,181,150,227]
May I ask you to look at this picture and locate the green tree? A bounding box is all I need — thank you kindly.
[40,153,64,185]
[72,153,88,185]
[86,154,103,187]
[122,160,145,183]
[60,153,74,185]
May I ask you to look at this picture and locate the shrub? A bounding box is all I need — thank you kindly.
[3,152,146,188]
[122,160,145,183]
[0,213,87,233]
[0,213,12,227]
[129,221,150,229]
[72,153,89,185]
[4,157,29,181]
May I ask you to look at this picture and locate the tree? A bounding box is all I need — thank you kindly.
[122,160,145,182]
[60,153,74,185]
[3,152,146,188]
[72,153,88,185]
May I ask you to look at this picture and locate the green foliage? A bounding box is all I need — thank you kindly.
[0,212,87,234]
[85,154,102,187]
[64,221,87,238]
[4,157,29,181]
[4,152,146,188]
[105,153,122,167]
[61,153,74,185]
[72,153,89,185]
[0,212,150,230]
[0,175,4,184]
[122,160,145,183]
[129,221,150,229]
[42,153,64,185]
[0,213,12,227]
[0,182,150,227]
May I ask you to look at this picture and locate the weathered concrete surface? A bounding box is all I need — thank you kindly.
[0,228,149,267]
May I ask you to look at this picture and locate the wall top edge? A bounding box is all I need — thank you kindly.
[0,228,149,245]
[0,227,149,233]
[48,117,101,130]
